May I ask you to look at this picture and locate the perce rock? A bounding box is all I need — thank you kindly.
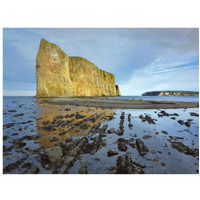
[36,38,121,97]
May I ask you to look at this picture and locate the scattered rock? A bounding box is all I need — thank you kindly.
[3,157,26,173]
[49,137,59,142]
[14,141,26,149]
[129,143,135,148]
[44,147,63,163]
[133,134,137,137]
[3,123,16,129]
[160,110,170,117]
[42,120,55,131]
[65,113,75,119]
[128,114,131,122]
[107,150,119,157]
[79,163,88,174]
[8,110,17,112]
[142,135,152,139]
[161,162,166,166]
[3,135,9,141]
[178,120,184,125]
[118,142,127,152]
[76,113,85,119]
[161,131,168,135]
[12,133,18,136]
[168,140,199,157]
[120,115,125,119]
[106,115,114,121]
[114,129,122,136]
[184,121,191,127]
[14,113,24,117]
[24,165,40,174]
[128,123,133,128]
[108,128,115,133]
[139,114,143,119]
[116,154,144,174]
[190,112,199,117]
[141,115,156,124]
[136,139,149,156]
[54,114,64,119]
[57,120,72,127]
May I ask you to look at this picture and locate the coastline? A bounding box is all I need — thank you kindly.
[3,96,199,174]
[44,97,199,109]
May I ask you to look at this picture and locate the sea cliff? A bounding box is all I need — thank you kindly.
[142,91,199,96]
[36,38,121,97]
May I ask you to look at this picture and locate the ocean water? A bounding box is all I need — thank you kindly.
[3,96,199,174]
[101,95,199,102]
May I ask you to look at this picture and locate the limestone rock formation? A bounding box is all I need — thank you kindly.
[36,38,121,97]
[142,91,199,96]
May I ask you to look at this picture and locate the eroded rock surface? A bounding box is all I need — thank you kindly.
[36,39,121,97]
[116,154,144,174]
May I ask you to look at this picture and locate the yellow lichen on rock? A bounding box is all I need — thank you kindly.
[36,38,121,97]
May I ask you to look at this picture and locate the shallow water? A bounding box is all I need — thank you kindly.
[101,95,199,102]
[3,96,199,174]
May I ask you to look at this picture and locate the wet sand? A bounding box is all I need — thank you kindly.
[45,97,199,109]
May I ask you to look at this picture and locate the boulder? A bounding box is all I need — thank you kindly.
[44,147,63,163]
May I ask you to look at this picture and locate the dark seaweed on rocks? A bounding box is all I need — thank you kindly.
[168,140,199,157]
[136,139,149,156]
[140,114,156,124]
[116,154,144,174]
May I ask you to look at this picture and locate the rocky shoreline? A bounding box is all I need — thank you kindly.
[44,97,199,109]
[3,97,199,174]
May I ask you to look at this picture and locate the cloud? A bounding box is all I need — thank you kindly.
[120,62,199,95]
[3,28,199,96]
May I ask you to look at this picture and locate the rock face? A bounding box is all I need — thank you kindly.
[36,38,121,97]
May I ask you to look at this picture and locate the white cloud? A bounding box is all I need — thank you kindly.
[3,28,199,95]
[120,60,199,95]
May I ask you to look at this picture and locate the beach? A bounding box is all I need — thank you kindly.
[45,97,199,109]
[3,96,199,174]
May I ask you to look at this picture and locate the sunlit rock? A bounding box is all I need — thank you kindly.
[36,38,121,97]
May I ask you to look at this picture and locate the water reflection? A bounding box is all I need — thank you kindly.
[36,99,114,147]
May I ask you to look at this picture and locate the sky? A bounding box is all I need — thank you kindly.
[3,28,199,96]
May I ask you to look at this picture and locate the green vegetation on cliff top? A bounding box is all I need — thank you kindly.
[142,91,199,96]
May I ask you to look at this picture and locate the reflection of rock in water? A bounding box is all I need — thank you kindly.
[36,100,115,147]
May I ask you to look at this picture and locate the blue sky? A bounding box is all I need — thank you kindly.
[3,28,199,96]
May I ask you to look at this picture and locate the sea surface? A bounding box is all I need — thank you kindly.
[3,96,199,174]
[101,95,199,102]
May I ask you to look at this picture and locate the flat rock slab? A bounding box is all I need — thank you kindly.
[46,98,199,109]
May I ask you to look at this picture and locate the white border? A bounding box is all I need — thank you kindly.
[0,1,199,200]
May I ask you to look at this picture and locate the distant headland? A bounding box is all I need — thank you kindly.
[36,38,121,97]
[142,91,199,96]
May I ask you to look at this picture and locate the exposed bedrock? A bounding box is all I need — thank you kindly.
[36,38,121,97]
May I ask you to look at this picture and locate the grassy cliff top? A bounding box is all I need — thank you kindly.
[142,91,199,96]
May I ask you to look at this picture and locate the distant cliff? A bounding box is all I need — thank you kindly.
[36,38,121,97]
[142,91,199,96]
